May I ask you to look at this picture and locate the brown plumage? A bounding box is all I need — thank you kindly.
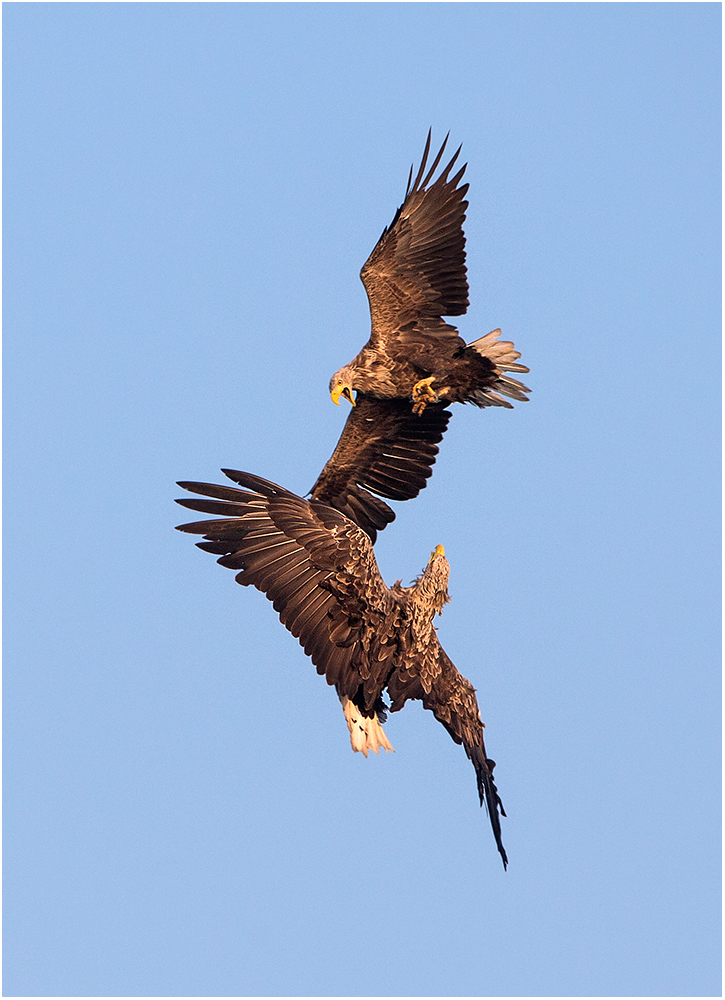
[310,394,451,542]
[176,469,508,869]
[295,133,528,544]
[329,131,530,415]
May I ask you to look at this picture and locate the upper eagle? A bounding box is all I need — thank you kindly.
[329,131,529,415]
[176,469,508,869]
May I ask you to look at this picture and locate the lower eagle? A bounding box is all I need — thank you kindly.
[176,469,508,868]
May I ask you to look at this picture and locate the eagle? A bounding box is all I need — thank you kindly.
[329,131,529,416]
[176,469,508,868]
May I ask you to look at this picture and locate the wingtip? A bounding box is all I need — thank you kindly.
[470,744,508,869]
[410,129,433,193]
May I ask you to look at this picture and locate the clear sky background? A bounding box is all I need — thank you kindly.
[4,4,721,998]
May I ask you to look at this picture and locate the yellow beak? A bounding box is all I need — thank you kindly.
[331,385,355,407]
[432,544,445,558]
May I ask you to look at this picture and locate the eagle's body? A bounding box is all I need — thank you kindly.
[332,330,526,410]
[176,469,508,868]
[329,132,529,415]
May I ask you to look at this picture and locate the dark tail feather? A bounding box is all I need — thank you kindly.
[467,743,508,870]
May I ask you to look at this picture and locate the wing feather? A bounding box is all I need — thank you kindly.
[361,133,469,348]
[311,395,451,540]
[285,588,333,639]
[423,643,508,869]
[175,475,394,694]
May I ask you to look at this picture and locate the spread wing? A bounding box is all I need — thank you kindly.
[424,646,508,869]
[310,395,452,543]
[387,638,508,868]
[175,470,397,704]
[361,130,470,353]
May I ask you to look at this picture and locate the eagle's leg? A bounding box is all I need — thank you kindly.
[411,375,441,415]
[340,696,394,756]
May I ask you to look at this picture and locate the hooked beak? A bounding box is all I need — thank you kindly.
[331,385,356,407]
[431,543,445,559]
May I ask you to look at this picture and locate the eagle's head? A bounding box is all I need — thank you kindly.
[329,366,356,407]
[425,543,451,615]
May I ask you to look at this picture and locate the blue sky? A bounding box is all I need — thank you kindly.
[4,4,721,997]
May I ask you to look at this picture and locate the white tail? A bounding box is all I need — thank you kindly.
[467,329,530,408]
[341,696,394,756]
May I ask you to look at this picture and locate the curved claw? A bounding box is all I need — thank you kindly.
[411,376,439,415]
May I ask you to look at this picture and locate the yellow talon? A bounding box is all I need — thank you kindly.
[411,376,439,415]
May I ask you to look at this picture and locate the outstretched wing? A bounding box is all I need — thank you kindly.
[361,130,469,352]
[387,639,508,869]
[175,470,396,703]
[426,645,508,869]
[311,395,452,542]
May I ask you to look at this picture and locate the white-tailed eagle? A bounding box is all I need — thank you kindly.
[176,470,508,868]
[329,131,529,415]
